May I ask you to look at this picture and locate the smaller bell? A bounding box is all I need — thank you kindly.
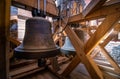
[61,29,85,56]
[60,37,76,56]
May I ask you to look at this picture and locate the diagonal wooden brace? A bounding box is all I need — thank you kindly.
[62,12,120,78]
[86,23,120,73]
[63,26,103,79]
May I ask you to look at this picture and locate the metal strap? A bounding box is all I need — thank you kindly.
[44,0,46,15]
[37,0,40,13]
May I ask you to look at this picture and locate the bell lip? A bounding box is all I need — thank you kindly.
[60,49,76,53]
[14,47,60,59]
[14,46,59,52]
[60,49,76,56]
[60,47,75,51]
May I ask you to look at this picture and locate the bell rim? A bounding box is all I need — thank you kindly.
[60,49,76,53]
[61,47,75,51]
[14,47,60,59]
[14,46,59,52]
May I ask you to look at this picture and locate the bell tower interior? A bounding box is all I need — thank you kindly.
[0,0,120,79]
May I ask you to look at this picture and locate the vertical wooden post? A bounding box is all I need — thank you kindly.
[0,0,11,79]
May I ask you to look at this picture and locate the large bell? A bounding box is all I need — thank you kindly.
[60,37,76,56]
[14,17,60,59]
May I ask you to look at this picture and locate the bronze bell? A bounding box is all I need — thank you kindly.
[61,29,85,56]
[60,37,76,56]
[14,17,60,59]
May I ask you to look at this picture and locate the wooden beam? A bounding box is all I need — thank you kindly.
[91,48,100,58]
[82,0,106,17]
[101,33,115,47]
[98,23,120,73]
[87,23,120,72]
[12,0,58,16]
[88,29,114,47]
[62,55,80,76]
[0,0,11,79]
[10,63,44,79]
[114,23,120,32]
[100,66,120,78]
[95,60,120,76]
[104,0,120,5]
[98,45,120,73]
[85,12,120,55]
[62,12,120,76]
[9,37,21,46]
[87,23,120,71]
[63,26,103,79]
[68,2,120,23]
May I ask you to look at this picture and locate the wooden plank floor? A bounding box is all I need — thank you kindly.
[69,63,91,79]
[17,62,120,79]
[12,57,120,79]
[18,69,59,79]
[18,63,92,79]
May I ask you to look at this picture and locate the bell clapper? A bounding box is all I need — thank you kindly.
[38,58,46,67]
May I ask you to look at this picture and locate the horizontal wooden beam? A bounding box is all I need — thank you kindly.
[12,0,58,16]
[17,15,31,20]
[8,37,21,46]
[68,2,120,23]
[10,63,44,78]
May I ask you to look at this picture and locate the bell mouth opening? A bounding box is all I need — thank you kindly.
[14,47,60,59]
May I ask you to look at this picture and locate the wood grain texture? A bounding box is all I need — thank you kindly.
[98,45,120,73]
[68,2,120,23]
[87,22,120,73]
[85,12,120,55]
[98,24,120,73]
[62,12,120,77]
[0,0,11,79]
[19,70,59,79]
[62,55,80,76]
[63,26,103,79]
